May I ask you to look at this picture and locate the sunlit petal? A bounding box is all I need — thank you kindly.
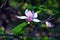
[25,9,29,15]
[34,13,38,18]
[32,11,37,18]
[16,16,27,19]
[32,19,40,22]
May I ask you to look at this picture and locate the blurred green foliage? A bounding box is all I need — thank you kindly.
[11,22,27,34]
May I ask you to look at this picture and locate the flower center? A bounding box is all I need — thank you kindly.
[26,17,33,22]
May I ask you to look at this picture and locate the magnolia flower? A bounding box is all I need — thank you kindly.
[16,9,40,24]
[45,21,54,28]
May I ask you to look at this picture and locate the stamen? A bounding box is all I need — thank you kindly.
[28,22,30,24]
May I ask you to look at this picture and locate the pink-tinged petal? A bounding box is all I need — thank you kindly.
[16,16,27,19]
[32,19,40,22]
[25,9,34,18]
[45,21,53,27]
[26,11,34,17]
[26,17,33,22]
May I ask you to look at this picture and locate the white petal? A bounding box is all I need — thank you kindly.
[34,13,38,18]
[25,9,29,15]
[45,21,53,27]
[32,19,40,22]
[16,16,27,19]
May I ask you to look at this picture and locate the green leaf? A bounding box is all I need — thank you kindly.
[36,10,42,14]
[40,36,49,40]
[41,24,46,28]
[0,28,4,34]
[10,22,27,34]
[44,36,49,40]
[27,5,37,10]
[23,36,27,40]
